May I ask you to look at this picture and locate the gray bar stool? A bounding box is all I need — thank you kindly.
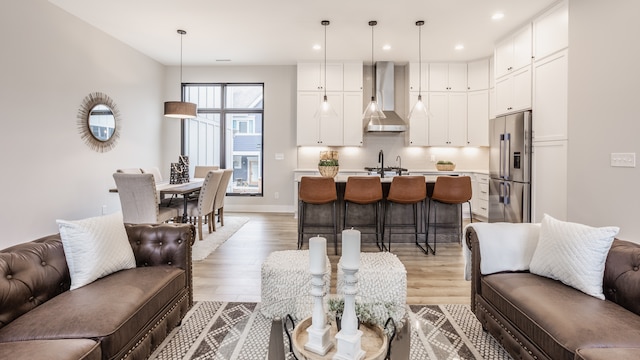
[343,176,384,250]
[383,176,427,252]
[424,176,473,254]
[298,176,338,254]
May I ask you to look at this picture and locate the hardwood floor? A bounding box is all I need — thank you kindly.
[193,212,471,305]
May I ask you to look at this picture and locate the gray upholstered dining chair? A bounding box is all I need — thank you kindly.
[194,166,220,178]
[211,169,234,231]
[178,170,223,240]
[116,168,143,174]
[141,167,163,183]
[112,173,179,224]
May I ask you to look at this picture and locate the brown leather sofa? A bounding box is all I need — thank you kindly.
[0,223,195,360]
[466,227,640,360]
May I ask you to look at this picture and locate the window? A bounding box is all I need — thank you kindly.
[183,83,263,196]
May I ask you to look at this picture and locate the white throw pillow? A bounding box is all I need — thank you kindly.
[56,212,136,290]
[529,214,619,300]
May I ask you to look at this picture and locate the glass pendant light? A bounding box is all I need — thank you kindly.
[362,21,386,122]
[408,20,430,121]
[314,20,339,122]
[164,29,197,119]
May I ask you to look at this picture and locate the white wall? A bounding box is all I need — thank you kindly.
[162,65,298,213]
[568,0,640,239]
[0,0,165,247]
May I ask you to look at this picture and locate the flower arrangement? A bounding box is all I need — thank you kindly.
[318,150,339,177]
[326,297,405,336]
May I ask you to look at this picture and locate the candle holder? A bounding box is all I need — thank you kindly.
[333,266,365,360]
[304,271,333,355]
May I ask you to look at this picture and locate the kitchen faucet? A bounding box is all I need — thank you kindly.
[378,150,384,178]
[396,155,402,176]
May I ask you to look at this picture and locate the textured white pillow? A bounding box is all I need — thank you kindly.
[57,212,136,290]
[529,214,619,300]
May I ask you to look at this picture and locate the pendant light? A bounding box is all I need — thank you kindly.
[362,21,386,123]
[164,29,197,119]
[314,20,339,122]
[408,20,429,121]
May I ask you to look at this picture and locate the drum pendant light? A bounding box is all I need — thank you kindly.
[362,21,386,122]
[164,29,197,119]
[314,20,339,122]
[409,20,429,121]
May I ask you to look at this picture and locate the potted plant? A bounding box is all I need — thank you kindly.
[318,150,339,177]
[435,160,456,171]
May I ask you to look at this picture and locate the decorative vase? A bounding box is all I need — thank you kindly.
[318,166,339,178]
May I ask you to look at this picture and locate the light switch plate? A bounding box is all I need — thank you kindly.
[611,153,636,167]
[275,153,284,160]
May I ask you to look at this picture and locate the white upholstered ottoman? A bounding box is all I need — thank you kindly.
[337,252,407,306]
[260,250,330,319]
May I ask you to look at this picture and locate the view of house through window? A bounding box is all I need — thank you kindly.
[183,83,263,196]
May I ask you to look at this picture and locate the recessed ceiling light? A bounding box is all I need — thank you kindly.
[382,44,391,51]
[313,44,321,50]
[455,44,464,50]
[492,13,504,20]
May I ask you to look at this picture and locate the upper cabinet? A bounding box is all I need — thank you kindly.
[408,62,429,92]
[533,1,569,61]
[297,62,344,91]
[429,63,467,92]
[495,24,532,79]
[296,61,363,146]
[467,59,490,91]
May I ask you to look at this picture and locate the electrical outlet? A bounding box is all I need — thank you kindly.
[101,205,107,215]
[430,155,436,162]
[274,192,279,199]
[611,153,636,167]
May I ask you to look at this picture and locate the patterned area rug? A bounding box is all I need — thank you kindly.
[150,302,512,360]
[191,217,249,261]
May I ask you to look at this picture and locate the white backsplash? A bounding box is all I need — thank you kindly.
[297,132,489,171]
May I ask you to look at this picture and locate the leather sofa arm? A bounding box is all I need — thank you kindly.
[125,223,195,306]
[465,226,482,314]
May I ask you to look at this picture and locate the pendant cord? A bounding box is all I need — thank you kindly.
[418,23,422,96]
[370,21,376,102]
[324,23,327,99]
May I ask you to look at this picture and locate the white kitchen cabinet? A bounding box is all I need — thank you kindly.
[467,90,489,146]
[408,62,429,92]
[495,65,531,116]
[343,92,363,146]
[429,63,467,92]
[297,62,344,91]
[533,1,568,62]
[408,91,429,146]
[495,24,532,79]
[532,140,568,222]
[428,92,467,146]
[296,91,343,146]
[467,59,490,91]
[533,49,568,142]
[343,62,363,92]
[471,173,489,219]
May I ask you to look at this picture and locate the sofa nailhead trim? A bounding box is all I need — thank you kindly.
[478,301,538,360]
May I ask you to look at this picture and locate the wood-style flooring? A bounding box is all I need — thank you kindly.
[193,212,471,305]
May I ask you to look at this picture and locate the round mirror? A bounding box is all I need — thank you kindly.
[77,92,121,152]
[88,104,116,141]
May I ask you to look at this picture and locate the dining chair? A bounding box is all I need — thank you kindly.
[116,168,143,174]
[194,166,220,178]
[211,169,234,231]
[141,167,163,183]
[112,173,179,224]
[178,170,223,240]
[425,175,472,254]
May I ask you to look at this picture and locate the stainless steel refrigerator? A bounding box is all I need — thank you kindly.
[489,111,532,223]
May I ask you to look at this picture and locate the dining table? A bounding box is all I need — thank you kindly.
[110,180,204,223]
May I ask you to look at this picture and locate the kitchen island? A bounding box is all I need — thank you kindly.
[294,171,476,249]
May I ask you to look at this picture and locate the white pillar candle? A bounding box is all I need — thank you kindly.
[341,229,361,269]
[309,236,327,274]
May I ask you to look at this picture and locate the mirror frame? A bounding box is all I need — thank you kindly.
[77,92,121,152]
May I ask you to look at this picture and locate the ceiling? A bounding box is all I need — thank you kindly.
[48,0,558,66]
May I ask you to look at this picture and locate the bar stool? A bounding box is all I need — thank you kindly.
[343,176,384,250]
[298,176,338,254]
[424,176,473,254]
[383,176,427,252]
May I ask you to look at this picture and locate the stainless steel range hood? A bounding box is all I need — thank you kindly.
[366,61,407,132]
